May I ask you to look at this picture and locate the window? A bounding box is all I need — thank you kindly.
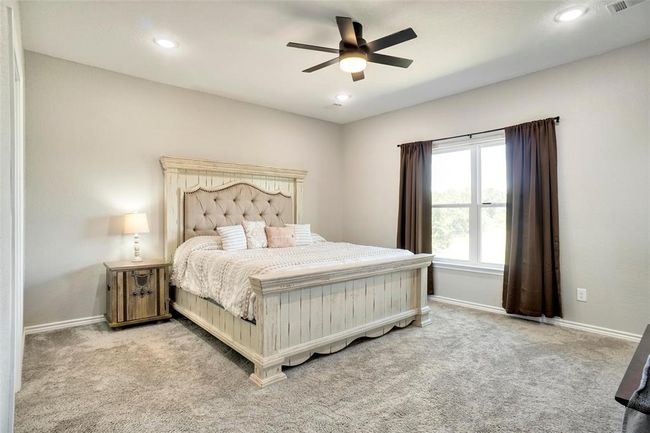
[432,135,506,267]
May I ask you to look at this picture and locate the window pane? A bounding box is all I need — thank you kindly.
[480,206,506,264]
[432,207,470,260]
[432,149,471,204]
[481,145,506,203]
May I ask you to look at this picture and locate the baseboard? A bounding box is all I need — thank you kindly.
[24,298,643,343]
[24,315,105,335]
[431,295,505,315]
[549,317,642,342]
[431,295,642,343]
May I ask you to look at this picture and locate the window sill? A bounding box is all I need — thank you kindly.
[433,260,504,276]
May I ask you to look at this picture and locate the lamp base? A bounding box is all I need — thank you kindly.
[132,233,143,262]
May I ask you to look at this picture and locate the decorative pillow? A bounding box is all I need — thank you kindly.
[265,226,296,248]
[216,225,247,251]
[311,233,326,243]
[242,220,267,249]
[286,224,312,246]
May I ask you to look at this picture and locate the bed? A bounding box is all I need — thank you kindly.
[161,156,432,387]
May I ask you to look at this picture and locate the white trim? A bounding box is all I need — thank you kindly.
[431,295,642,343]
[432,203,471,209]
[433,261,503,276]
[23,295,643,344]
[12,17,24,395]
[432,295,505,314]
[0,5,24,430]
[470,144,478,263]
[550,317,642,343]
[24,315,105,335]
[432,136,507,268]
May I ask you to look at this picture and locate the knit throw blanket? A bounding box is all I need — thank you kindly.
[629,355,650,414]
[622,355,650,433]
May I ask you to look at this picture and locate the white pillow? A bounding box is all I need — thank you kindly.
[286,224,312,246]
[311,233,326,243]
[216,225,247,251]
[242,220,267,249]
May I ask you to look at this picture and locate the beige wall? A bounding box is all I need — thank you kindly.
[24,51,343,326]
[341,40,650,335]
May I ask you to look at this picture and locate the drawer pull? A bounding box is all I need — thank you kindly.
[132,289,153,298]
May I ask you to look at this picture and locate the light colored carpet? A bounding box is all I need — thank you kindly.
[16,301,634,433]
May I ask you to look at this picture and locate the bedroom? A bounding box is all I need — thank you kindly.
[0,1,649,432]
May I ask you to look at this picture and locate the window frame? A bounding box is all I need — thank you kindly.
[431,133,506,270]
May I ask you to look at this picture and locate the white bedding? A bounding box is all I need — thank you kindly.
[171,237,412,320]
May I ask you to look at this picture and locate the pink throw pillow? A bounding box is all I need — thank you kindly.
[265,226,296,248]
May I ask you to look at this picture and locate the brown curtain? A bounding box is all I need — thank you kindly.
[503,118,562,317]
[397,141,434,294]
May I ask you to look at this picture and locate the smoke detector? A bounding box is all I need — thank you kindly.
[607,0,646,14]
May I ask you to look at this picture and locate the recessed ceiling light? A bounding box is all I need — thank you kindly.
[153,38,179,49]
[554,6,588,22]
[335,93,351,103]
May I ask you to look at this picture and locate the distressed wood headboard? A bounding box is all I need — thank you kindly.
[160,156,308,261]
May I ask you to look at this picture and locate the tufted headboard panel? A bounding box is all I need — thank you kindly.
[161,156,307,261]
[184,183,293,240]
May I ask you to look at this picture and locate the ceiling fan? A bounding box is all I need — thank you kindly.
[287,16,417,82]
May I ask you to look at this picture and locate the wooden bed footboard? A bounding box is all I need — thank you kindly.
[172,254,432,387]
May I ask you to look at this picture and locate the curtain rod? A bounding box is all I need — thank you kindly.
[397,116,560,147]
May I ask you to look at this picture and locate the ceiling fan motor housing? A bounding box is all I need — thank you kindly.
[339,21,368,54]
[339,50,367,62]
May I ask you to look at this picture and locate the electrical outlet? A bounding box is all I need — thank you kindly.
[576,287,587,302]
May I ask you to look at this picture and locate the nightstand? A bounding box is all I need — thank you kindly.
[104,259,172,328]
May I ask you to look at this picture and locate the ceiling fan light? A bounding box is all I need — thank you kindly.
[339,52,367,73]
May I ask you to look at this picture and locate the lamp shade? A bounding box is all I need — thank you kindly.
[124,212,150,234]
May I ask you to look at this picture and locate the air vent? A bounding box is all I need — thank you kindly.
[607,0,646,14]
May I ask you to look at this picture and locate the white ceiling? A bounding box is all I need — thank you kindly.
[20,1,650,124]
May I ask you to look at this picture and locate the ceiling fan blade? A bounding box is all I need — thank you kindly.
[352,71,365,82]
[364,28,417,53]
[287,42,339,54]
[302,58,339,73]
[336,16,358,47]
[367,53,413,68]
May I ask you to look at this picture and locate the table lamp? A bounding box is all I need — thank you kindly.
[124,212,150,262]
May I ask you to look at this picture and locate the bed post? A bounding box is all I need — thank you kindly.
[249,291,287,387]
[414,265,432,327]
[294,178,303,223]
[162,164,180,263]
